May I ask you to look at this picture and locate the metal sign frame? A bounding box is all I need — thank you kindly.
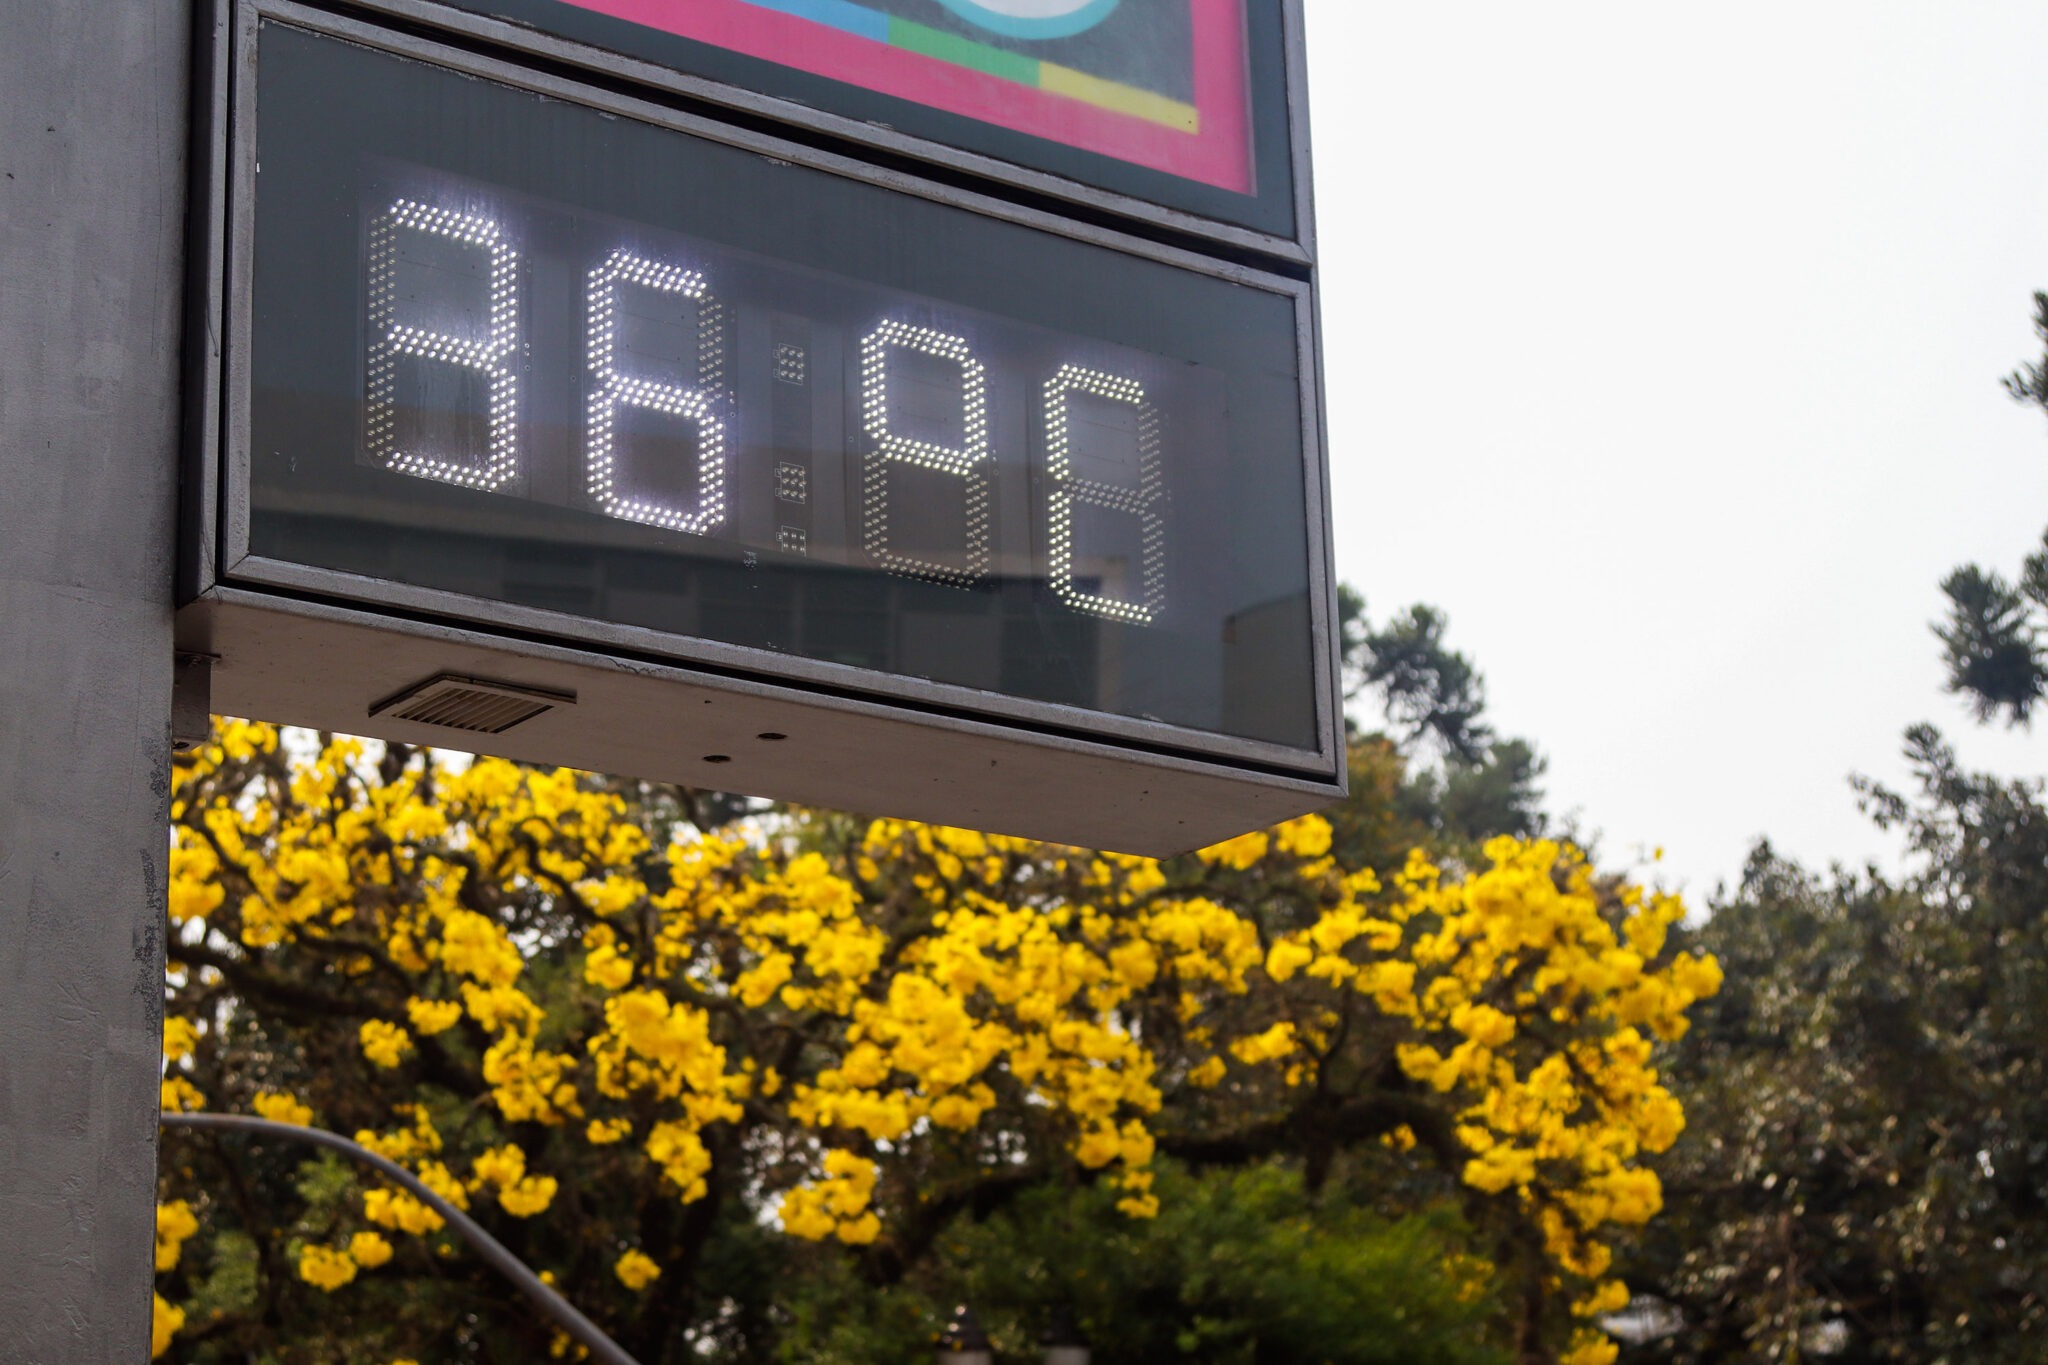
[175,0,1345,856]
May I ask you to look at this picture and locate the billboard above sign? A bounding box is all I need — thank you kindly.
[555,0,1254,193]
[176,1,1343,855]
[406,0,1306,249]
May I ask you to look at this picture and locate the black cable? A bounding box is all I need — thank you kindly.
[161,1112,643,1365]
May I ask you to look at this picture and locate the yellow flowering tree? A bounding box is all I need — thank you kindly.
[152,721,1715,1364]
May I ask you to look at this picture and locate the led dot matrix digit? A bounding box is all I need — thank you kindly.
[365,200,521,490]
[858,321,992,588]
[1042,364,1164,624]
[584,250,729,536]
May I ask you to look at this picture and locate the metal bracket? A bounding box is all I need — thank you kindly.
[172,653,217,753]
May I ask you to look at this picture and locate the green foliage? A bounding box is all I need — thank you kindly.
[1337,593,1547,859]
[1936,562,2045,726]
[1349,601,1494,763]
[1624,290,2048,1353]
[1998,290,2048,411]
[180,1231,261,1338]
[1935,289,2048,724]
[1618,728,2048,1363]
[1322,738,1437,881]
[823,1161,1510,1365]
[1399,737,1548,848]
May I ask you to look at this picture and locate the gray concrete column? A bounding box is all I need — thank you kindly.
[0,0,188,1356]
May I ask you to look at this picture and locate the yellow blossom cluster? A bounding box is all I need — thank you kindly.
[1562,1326,1622,1365]
[771,821,1213,1234]
[351,1105,460,1236]
[360,1017,412,1073]
[363,1186,444,1238]
[469,1142,559,1218]
[298,1244,357,1291]
[160,1016,207,1115]
[252,1090,313,1127]
[162,1017,199,1062]
[1379,839,1719,1333]
[614,1248,661,1290]
[350,1230,394,1268]
[294,1230,394,1293]
[155,723,1713,1363]
[155,1201,199,1272]
[160,1074,206,1115]
[151,1293,184,1358]
[1202,830,1722,1351]
[779,1149,882,1244]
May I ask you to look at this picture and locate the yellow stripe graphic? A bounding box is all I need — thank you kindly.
[1039,62,1199,133]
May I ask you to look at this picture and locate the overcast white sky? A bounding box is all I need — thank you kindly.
[1305,2,2048,900]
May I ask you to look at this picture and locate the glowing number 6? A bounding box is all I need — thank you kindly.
[584,250,728,536]
[1042,364,1164,624]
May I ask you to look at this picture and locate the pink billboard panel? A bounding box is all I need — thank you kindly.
[557,0,1254,194]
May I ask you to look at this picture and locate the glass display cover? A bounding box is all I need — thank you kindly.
[240,21,1320,755]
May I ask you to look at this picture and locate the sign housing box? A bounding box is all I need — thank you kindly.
[175,0,1344,857]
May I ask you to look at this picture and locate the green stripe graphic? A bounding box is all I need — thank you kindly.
[885,18,1041,86]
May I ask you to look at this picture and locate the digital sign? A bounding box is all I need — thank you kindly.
[177,1,1342,854]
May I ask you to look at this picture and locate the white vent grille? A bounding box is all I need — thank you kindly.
[369,674,574,735]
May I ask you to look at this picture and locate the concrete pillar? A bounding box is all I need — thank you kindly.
[0,0,187,1355]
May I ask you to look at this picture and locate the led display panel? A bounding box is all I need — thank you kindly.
[237,17,1319,751]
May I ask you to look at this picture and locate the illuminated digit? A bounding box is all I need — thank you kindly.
[859,321,991,586]
[1042,364,1164,624]
[584,250,727,535]
[365,200,520,490]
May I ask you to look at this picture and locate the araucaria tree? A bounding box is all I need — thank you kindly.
[1611,286,2048,1357]
[152,722,1717,1364]
[1936,290,2048,723]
